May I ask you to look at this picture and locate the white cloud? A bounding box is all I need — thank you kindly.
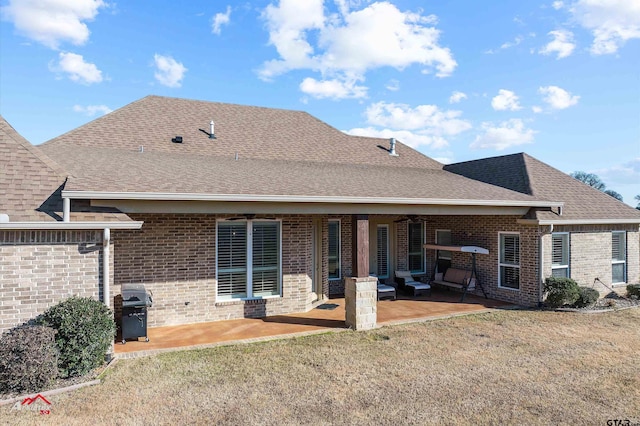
[153,54,187,88]
[539,29,576,58]
[1,0,105,49]
[449,91,467,104]
[385,79,400,91]
[570,0,640,55]
[532,106,543,113]
[500,35,524,49]
[552,1,565,10]
[485,34,526,54]
[539,85,580,109]
[299,77,367,99]
[50,52,102,84]
[344,101,471,149]
[73,104,112,116]
[212,5,231,35]
[259,1,456,99]
[471,119,535,150]
[596,157,640,185]
[491,89,522,111]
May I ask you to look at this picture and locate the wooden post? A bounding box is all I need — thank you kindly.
[352,214,369,278]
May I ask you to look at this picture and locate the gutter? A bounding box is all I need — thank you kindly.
[0,221,143,230]
[518,218,640,226]
[62,190,564,209]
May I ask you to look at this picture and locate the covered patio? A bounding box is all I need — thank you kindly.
[115,289,513,358]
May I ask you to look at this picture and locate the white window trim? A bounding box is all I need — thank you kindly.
[408,221,426,274]
[551,232,570,278]
[328,219,341,281]
[612,231,627,284]
[377,224,390,279]
[498,232,520,291]
[216,218,283,301]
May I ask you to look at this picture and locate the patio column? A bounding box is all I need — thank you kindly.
[345,215,377,330]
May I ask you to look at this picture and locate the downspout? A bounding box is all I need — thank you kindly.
[103,228,110,307]
[63,197,70,222]
[538,224,553,307]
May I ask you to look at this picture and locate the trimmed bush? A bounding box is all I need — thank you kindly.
[0,325,58,393]
[573,287,600,308]
[39,297,115,378]
[544,277,580,308]
[627,284,640,299]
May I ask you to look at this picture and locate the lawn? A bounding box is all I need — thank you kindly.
[3,308,639,425]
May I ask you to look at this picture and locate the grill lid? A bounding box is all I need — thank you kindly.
[122,283,153,307]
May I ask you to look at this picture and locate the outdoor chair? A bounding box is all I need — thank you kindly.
[372,274,396,300]
[395,270,431,297]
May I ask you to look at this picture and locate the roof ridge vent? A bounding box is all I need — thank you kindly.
[389,138,399,156]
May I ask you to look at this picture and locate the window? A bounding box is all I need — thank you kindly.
[376,225,390,279]
[408,222,425,273]
[435,229,452,273]
[551,233,570,278]
[217,220,281,300]
[328,220,341,280]
[499,233,520,290]
[612,231,626,284]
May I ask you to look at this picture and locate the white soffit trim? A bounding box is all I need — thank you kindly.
[62,190,564,209]
[0,221,144,230]
[517,218,640,226]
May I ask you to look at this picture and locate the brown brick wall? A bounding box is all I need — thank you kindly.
[113,214,324,328]
[542,224,639,294]
[396,220,408,272]
[422,216,541,306]
[0,230,105,333]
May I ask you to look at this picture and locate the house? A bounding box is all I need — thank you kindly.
[1,95,638,333]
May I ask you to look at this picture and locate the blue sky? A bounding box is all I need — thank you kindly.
[1,0,639,206]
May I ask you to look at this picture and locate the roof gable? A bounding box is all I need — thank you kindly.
[0,116,67,221]
[445,153,640,222]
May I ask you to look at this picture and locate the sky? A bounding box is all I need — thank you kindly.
[1,0,639,206]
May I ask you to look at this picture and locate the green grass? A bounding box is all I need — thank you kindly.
[3,309,639,425]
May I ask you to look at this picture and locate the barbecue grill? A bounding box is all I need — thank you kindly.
[120,284,153,344]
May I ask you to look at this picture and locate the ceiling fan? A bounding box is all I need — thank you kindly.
[393,215,420,223]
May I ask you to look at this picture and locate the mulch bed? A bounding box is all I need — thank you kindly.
[556,293,640,313]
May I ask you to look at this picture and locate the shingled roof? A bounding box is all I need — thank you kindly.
[43,95,442,169]
[0,116,67,221]
[40,96,557,207]
[0,116,131,223]
[444,153,640,223]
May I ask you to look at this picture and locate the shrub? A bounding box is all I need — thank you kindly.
[627,284,640,299]
[39,297,115,378]
[0,325,58,394]
[544,277,580,308]
[573,287,600,308]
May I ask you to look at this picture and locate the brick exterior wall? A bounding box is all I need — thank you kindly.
[416,215,541,306]
[541,224,639,295]
[0,230,107,333]
[112,214,324,328]
[2,215,637,333]
[395,220,408,272]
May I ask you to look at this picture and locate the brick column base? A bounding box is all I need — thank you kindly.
[345,276,377,330]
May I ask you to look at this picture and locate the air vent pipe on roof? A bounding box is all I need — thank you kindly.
[389,138,399,156]
[210,120,215,139]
